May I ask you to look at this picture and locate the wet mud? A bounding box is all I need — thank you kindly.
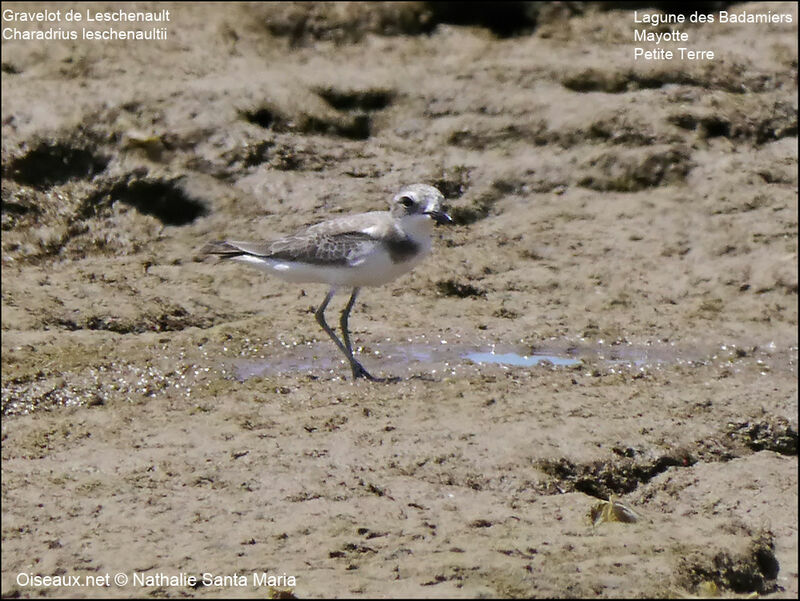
[2,2,798,598]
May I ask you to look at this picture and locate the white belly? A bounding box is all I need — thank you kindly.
[233,244,431,288]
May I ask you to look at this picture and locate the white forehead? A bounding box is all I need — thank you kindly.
[392,183,445,210]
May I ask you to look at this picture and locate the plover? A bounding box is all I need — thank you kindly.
[201,183,453,381]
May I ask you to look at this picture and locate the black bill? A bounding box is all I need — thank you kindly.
[425,210,454,226]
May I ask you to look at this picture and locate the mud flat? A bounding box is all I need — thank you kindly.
[2,2,797,598]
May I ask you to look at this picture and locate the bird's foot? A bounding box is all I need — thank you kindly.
[350,361,399,383]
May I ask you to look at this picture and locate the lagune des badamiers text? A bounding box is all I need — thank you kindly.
[633,9,793,61]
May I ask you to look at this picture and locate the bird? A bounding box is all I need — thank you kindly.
[200,183,453,381]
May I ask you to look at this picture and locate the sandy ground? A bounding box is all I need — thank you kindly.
[1,1,798,598]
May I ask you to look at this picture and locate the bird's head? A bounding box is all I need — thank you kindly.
[390,183,453,226]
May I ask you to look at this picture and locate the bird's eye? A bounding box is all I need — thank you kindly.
[399,195,414,208]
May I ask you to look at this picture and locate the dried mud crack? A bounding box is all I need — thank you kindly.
[676,531,781,596]
[537,416,797,498]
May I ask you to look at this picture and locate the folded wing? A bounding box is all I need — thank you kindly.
[201,231,380,267]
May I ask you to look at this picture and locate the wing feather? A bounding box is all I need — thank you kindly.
[202,212,400,266]
[267,232,378,266]
[202,232,379,267]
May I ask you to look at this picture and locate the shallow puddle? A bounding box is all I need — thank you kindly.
[230,336,795,381]
[464,351,580,367]
[3,335,795,415]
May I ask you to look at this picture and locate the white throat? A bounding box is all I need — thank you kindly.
[400,213,436,245]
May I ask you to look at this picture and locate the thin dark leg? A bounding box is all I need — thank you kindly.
[339,288,381,381]
[315,288,350,361]
[315,287,380,381]
[340,288,359,357]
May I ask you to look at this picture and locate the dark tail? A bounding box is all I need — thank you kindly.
[197,241,248,259]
